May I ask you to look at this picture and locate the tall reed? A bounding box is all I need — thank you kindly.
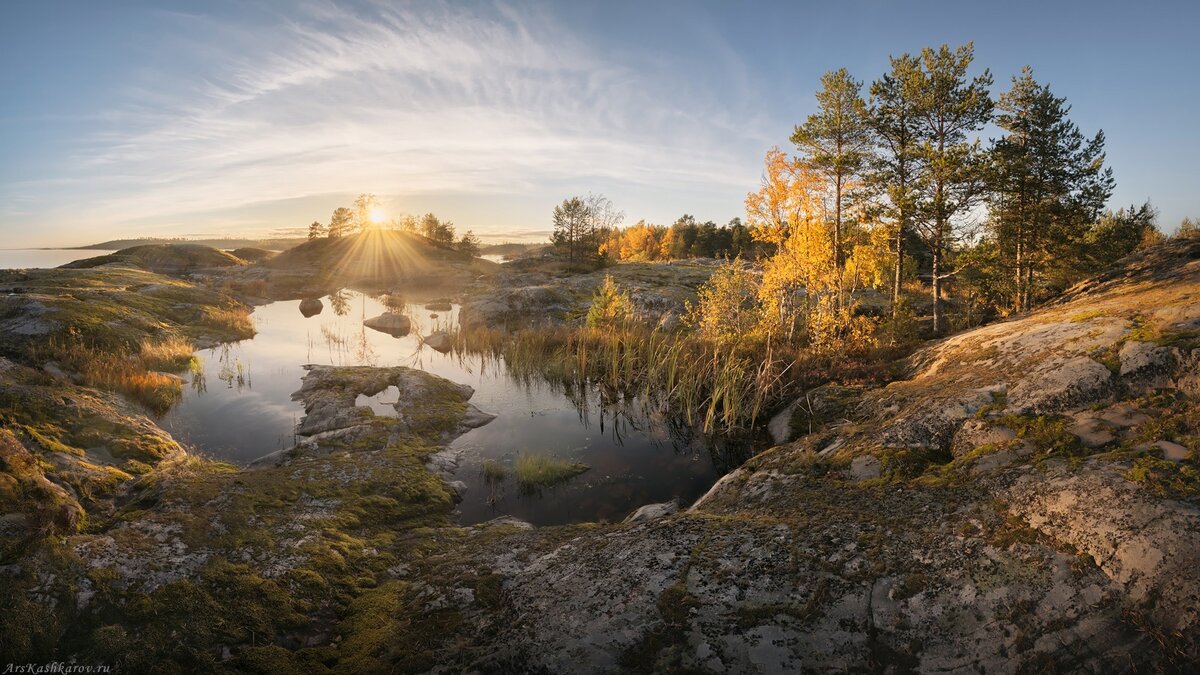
[453,322,793,435]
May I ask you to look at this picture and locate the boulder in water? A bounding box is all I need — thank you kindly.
[363,312,411,337]
[423,331,452,353]
[298,297,323,317]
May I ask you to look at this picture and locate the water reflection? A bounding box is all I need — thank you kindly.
[160,288,763,525]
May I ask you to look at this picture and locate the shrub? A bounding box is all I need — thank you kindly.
[586,275,635,328]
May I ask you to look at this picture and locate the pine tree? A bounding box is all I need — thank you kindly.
[867,53,923,321]
[328,207,354,238]
[307,221,326,240]
[551,197,589,266]
[990,67,1113,310]
[791,68,872,269]
[910,43,993,334]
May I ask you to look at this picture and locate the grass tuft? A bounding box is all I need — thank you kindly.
[514,453,588,490]
[138,336,196,372]
[199,306,255,338]
[480,459,507,483]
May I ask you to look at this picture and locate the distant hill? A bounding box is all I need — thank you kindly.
[62,244,249,274]
[479,242,546,256]
[79,237,306,251]
[265,230,498,290]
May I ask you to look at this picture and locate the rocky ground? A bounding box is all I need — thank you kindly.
[0,237,1198,672]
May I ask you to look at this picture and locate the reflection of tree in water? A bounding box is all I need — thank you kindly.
[215,344,251,390]
[378,291,406,312]
[328,289,351,316]
[352,324,377,366]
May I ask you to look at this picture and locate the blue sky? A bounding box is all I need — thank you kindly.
[1,0,1197,247]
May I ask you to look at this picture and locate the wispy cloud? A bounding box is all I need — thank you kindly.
[1,0,770,242]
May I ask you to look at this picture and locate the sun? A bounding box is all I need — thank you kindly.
[368,206,385,225]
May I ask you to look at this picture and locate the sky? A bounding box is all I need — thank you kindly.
[1,0,1197,247]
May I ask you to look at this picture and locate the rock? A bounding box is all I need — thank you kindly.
[1097,402,1150,428]
[423,331,452,353]
[1069,412,1116,448]
[1008,356,1113,414]
[460,405,497,429]
[1004,461,1200,643]
[459,285,571,329]
[363,312,411,337]
[298,297,323,317]
[624,501,679,523]
[1150,440,1190,461]
[950,418,1017,457]
[1119,340,1179,391]
[848,455,880,481]
[447,480,468,499]
[767,400,800,445]
[292,365,494,441]
[424,299,453,312]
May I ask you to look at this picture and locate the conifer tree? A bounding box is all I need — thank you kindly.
[910,43,993,334]
[990,67,1113,310]
[867,53,924,320]
[791,68,872,268]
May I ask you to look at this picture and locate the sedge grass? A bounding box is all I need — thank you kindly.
[514,453,589,490]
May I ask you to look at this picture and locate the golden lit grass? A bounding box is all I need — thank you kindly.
[453,321,902,435]
[138,336,196,372]
[199,306,255,338]
[514,453,588,490]
[36,338,184,416]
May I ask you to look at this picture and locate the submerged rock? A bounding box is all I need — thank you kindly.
[423,331,452,353]
[363,312,411,337]
[298,297,323,317]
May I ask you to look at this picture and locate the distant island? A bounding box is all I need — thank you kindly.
[74,236,308,251]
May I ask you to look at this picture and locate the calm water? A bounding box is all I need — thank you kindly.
[0,249,114,269]
[159,290,758,525]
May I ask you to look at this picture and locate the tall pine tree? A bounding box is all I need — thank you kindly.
[868,53,924,321]
[791,68,871,269]
[990,67,1113,310]
[911,43,993,335]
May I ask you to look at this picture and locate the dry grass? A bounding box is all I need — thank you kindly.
[138,336,196,372]
[43,340,181,415]
[199,306,255,338]
[454,321,904,435]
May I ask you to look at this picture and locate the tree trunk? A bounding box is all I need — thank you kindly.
[834,178,843,269]
[931,242,941,336]
[891,215,904,321]
[1014,232,1023,313]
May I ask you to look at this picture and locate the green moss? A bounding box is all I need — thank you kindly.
[880,446,953,481]
[1068,309,1110,323]
[997,414,1085,457]
[474,573,504,609]
[1126,457,1200,500]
